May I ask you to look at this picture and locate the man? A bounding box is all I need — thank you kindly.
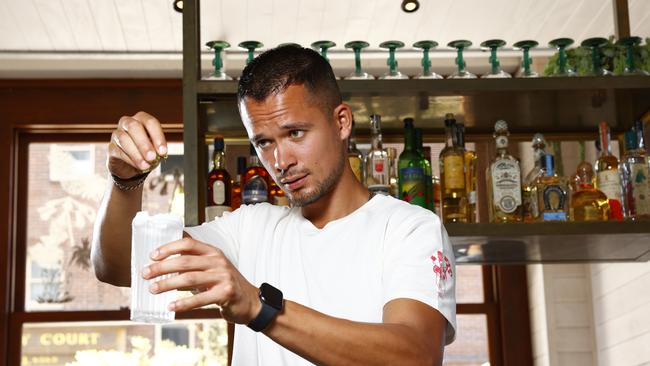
[93,45,456,365]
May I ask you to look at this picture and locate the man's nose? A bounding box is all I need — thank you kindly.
[274,143,296,173]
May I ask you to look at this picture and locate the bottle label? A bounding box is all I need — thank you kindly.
[348,157,362,182]
[631,164,650,215]
[468,191,477,204]
[213,180,226,205]
[597,170,622,202]
[443,155,464,190]
[491,160,522,213]
[399,167,426,207]
[541,184,567,221]
[205,205,232,221]
[370,157,389,185]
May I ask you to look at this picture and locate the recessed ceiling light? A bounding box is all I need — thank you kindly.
[173,0,183,13]
[401,0,419,13]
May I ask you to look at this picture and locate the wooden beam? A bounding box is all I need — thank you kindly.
[613,0,631,38]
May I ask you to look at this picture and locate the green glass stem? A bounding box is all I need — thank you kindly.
[421,48,431,75]
[456,48,466,73]
[557,46,568,74]
[354,48,362,74]
[489,47,500,74]
[522,48,532,74]
[212,49,223,73]
[246,49,255,65]
[625,45,636,71]
[590,47,602,74]
[388,48,398,74]
[320,48,329,62]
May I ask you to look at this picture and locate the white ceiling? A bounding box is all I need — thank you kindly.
[0,0,649,78]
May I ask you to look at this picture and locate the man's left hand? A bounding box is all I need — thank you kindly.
[142,237,261,324]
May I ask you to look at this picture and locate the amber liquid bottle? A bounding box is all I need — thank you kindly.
[594,122,624,220]
[439,114,467,223]
[242,144,270,204]
[571,159,610,221]
[456,124,477,222]
[206,137,232,220]
[230,156,247,210]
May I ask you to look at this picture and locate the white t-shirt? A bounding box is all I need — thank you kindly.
[184,194,457,365]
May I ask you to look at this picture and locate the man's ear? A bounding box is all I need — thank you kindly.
[333,103,353,141]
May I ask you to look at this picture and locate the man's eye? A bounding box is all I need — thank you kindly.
[257,140,271,149]
[290,130,305,138]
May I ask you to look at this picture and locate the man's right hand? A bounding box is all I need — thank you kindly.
[108,111,168,179]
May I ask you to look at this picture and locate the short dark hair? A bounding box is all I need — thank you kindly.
[237,45,342,118]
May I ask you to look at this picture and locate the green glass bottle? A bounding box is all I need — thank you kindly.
[415,128,434,211]
[398,118,427,207]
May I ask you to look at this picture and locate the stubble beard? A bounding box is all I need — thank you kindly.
[286,152,345,207]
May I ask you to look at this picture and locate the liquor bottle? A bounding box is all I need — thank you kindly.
[230,156,247,210]
[536,154,570,221]
[571,158,610,221]
[364,114,391,195]
[594,122,624,220]
[387,147,399,198]
[348,119,364,183]
[622,124,650,219]
[398,119,427,207]
[206,137,232,221]
[486,120,523,223]
[456,124,477,222]
[415,128,434,211]
[242,144,270,204]
[523,134,547,222]
[439,113,468,223]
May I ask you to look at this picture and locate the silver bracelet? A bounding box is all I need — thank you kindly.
[110,172,149,191]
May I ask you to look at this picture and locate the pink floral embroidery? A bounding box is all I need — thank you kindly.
[431,250,452,296]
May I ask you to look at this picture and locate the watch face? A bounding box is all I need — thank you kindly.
[260,283,283,311]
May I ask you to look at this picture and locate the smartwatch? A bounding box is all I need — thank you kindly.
[247,283,284,332]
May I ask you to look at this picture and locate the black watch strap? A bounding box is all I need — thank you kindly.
[247,283,283,332]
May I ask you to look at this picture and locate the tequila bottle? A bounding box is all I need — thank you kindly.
[571,159,610,221]
[456,124,477,222]
[594,122,624,220]
[242,144,270,204]
[439,114,467,223]
[523,134,547,222]
[398,119,427,207]
[365,115,390,195]
[347,119,364,183]
[487,120,523,223]
[206,138,232,220]
[536,155,569,221]
[415,128,434,211]
[622,124,650,219]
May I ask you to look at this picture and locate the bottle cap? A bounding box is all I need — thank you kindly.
[404,117,414,128]
[370,114,382,130]
[544,154,555,176]
[444,113,456,127]
[532,133,546,145]
[213,137,225,151]
[494,120,508,133]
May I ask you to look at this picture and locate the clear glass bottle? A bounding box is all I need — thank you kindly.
[398,119,427,207]
[242,144,270,204]
[347,119,364,183]
[523,134,547,222]
[206,137,232,220]
[594,121,624,220]
[622,124,650,220]
[439,113,468,223]
[486,120,523,223]
[365,114,390,195]
[414,128,434,210]
[536,154,570,221]
[456,124,477,222]
[571,159,610,221]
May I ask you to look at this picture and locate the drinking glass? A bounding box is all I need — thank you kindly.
[344,41,375,80]
[581,37,612,76]
[481,39,511,78]
[379,41,409,79]
[278,42,302,48]
[130,211,184,323]
[616,36,649,76]
[413,40,443,79]
[513,40,539,78]
[205,40,232,80]
[548,38,577,77]
[239,41,264,65]
[447,40,477,79]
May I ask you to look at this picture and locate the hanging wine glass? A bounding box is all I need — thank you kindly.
[580,37,612,76]
[278,42,302,48]
[616,36,649,76]
[239,40,264,65]
[205,40,232,80]
[312,40,339,79]
[481,39,511,78]
[447,40,477,79]
[548,38,577,77]
[413,40,443,79]
[344,41,375,80]
[513,40,539,78]
[379,41,409,79]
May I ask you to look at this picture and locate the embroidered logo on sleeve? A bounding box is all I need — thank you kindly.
[431,250,453,297]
